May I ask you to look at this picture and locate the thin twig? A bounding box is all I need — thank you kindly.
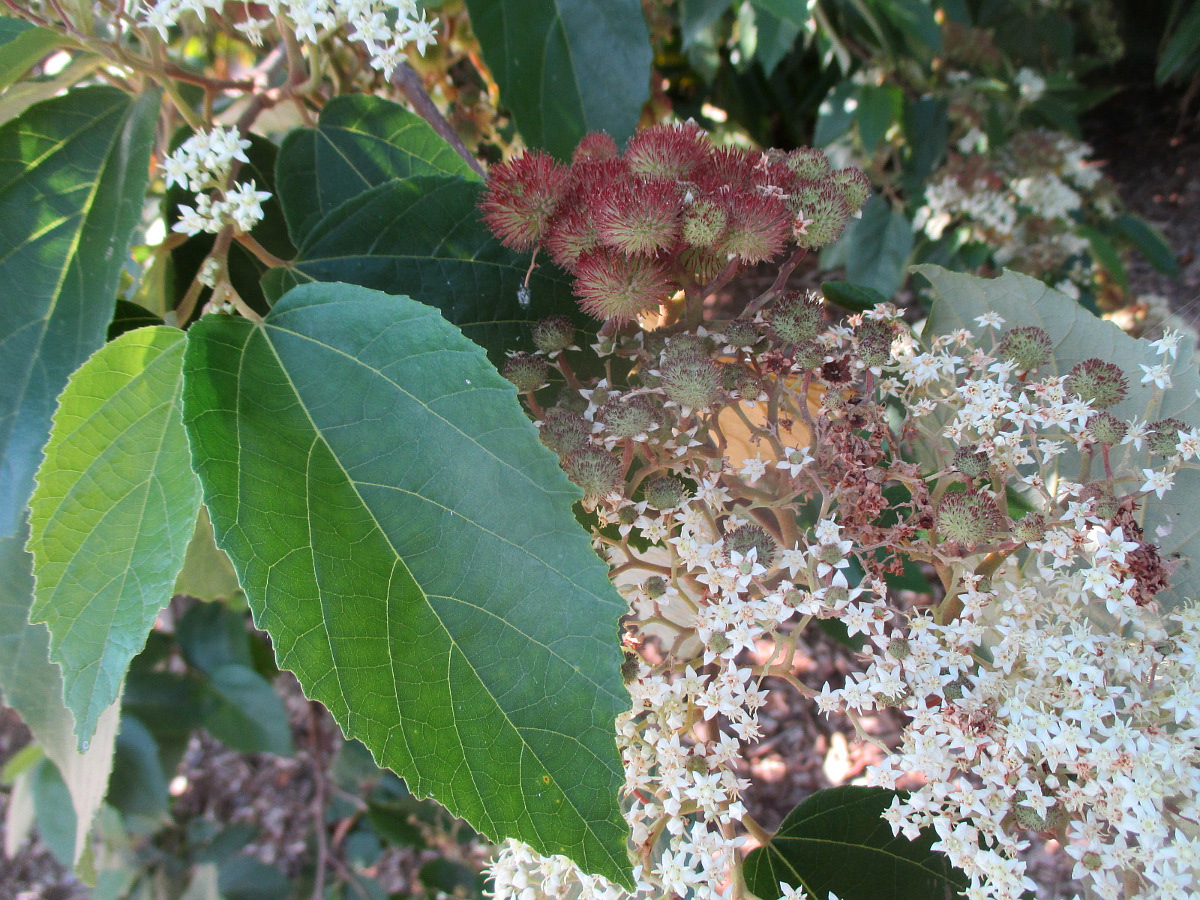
[392,62,486,178]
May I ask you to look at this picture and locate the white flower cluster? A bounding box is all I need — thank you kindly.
[137,0,437,75]
[163,127,271,236]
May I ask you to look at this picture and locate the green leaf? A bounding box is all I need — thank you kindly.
[873,0,942,55]
[0,520,121,864]
[176,600,254,674]
[815,80,858,147]
[821,196,913,298]
[742,5,804,75]
[108,300,164,341]
[0,16,62,92]
[218,857,291,900]
[854,84,901,154]
[742,786,967,900]
[201,664,294,756]
[1112,214,1180,277]
[28,326,201,745]
[182,283,632,884]
[1076,224,1127,288]
[0,85,159,539]
[900,97,948,191]
[174,506,243,602]
[918,266,1200,610]
[106,714,169,827]
[275,94,481,246]
[266,176,590,362]
[748,0,810,27]
[821,280,888,313]
[463,0,652,159]
[1157,0,1200,84]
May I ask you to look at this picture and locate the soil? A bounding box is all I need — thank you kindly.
[1,86,1196,900]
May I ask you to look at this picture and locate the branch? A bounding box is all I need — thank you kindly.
[392,62,486,178]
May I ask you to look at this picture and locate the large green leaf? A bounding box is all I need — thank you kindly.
[27,326,200,745]
[0,16,62,92]
[0,85,159,540]
[0,520,121,864]
[919,266,1200,610]
[463,0,652,159]
[275,94,481,246]
[264,175,589,361]
[743,786,966,900]
[182,284,632,884]
[820,195,913,298]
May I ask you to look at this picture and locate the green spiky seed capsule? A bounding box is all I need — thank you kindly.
[725,524,777,564]
[644,476,689,510]
[1088,411,1128,445]
[887,638,911,660]
[532,315,576,354]
[721,319,760,349]
[935,492,1005,545]
[599,395,663,439]
[998,326,1053,371]
[562,446,623,500]
[621,651,641,684]
[793,340,825,369]
[766,292,824,345]
[539,407,591,455]
[681,197,728,248]
[644,575,669,598]
[953,445,991,478]
[1148,417,1186,456]
[1065,358,1129,409]
[502,352,549,392]
[662,355,723,411]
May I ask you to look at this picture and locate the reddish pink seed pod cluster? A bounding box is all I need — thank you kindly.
[479,123,871,322]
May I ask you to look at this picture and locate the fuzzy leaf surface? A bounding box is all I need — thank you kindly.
[463,0,651,159]
[743,786,966,900]
[0,520,120,863]
[263,176,589,361]
[28,326,200,745]
[182,283,631,884]
[920,266,1200,609]
[0,86,159,539]
[275,94,480,245]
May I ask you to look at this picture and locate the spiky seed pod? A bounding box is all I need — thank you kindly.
[720,319,760,349]
[573,131,619,161]
[830,167,872,213]
[725,524,777,565]
[598,394,664,439]
[858,334,892,369]
[562,446,624,500]
[1011,803,1050,832]
[479,150,568,251]
[886,638,911,660]
[544,205,602,270]
[502,352,549,392]
[1089,490,1120,520]
[532,316,576,355]
[997,326,1053,371]
[1012,513,1046,542]
[644,575,669,598]
[644,475,689,510]
[624,122,711,180]
[793,340,826,370]
[538,407,591,455]
[714,189,791,263]
[766,291,824,345]
[594,178,683,256]
[953,445,991,478]
[1148,417,1187,456]
[942,675,971,701]
[794,183,852,249]
[822,388,850,412]
[661,333,713,366]
[662,354,724,411]
[721,363,758,395]
[784,147,832,181]
[935,492,1005,545]
[1088,411,1128,445]
[681,197,729,248]
[1065,358,1129,409]
[621,651,641,684]
[701,145,754,191]
[573,249,673,322]
[679,247,726,283]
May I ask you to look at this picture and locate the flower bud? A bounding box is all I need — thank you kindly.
[935,492,1005,546]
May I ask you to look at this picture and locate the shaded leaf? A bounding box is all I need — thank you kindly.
[821,280,888,313]
[918,265,1200,609]
[108,300,164,341]
[463,0,652,159]
[1113,214,1179,277]
[1157,0,1200,84]
[265,175,591,362]
[0,16,62,92]
[106,714,169,826]
[821,196,913,298]
[201,664,294,756]
[182,283,631,884]
[0,85,159,539]
[743,786,966,900]
[276,94,480,245]
[0,520,120,863]
[174,505,243,602]
[177,600,254,674]
[28,327,201,745]
[218,857,291,900]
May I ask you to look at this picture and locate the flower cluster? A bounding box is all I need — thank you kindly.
[480,124,870,322]
[164,127,271,236]
[138,0,438,75]
[482,158,1200,900]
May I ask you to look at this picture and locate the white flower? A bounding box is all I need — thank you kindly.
[1139,362,1173,390]
[1140,468,1174,498]
[975,311,1004,330]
